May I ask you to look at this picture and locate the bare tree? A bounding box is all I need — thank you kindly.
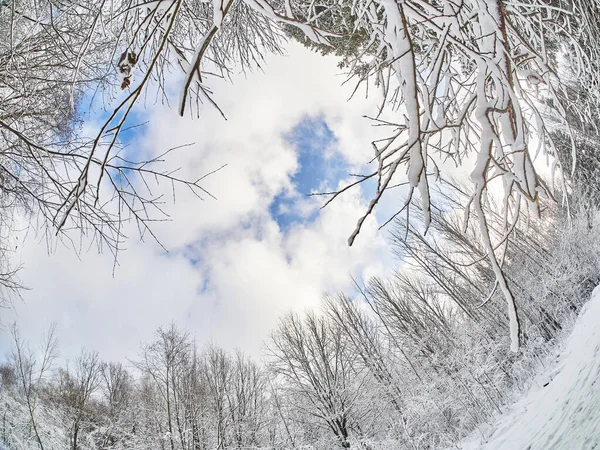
[269,312,367,448]
[41,0,333,246]
[99,361,133,447]
[4,0,600,351]
[0,0,228,307]
[204,344,232,450]
[54,350,101,450]
[226,350,268,448]
[134,324,191,450]
[9,323,58,450]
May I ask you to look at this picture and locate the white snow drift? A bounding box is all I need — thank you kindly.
[460,285,600,449]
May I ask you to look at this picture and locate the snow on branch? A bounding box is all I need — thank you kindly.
[323,0,600,350]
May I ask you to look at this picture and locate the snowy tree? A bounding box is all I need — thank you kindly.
[275,0,372,70]
[9,324,58,450]
[268,312,368,448]
[89,0,600,351]
[0,0,222,305]
[53,351,101,450]
[4,0,597,352]
[314,0,600,351]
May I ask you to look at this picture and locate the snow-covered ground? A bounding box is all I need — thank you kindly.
[458,285,600,450]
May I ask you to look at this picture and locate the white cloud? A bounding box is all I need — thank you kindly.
[2,42,396,363]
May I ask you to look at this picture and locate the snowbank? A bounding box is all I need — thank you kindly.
[460,285,600,449]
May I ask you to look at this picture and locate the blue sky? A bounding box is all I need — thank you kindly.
[269,115,348,231]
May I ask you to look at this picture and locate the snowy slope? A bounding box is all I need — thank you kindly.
[459,285,600,450]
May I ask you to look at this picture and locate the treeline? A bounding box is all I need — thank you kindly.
[2,188,599,450]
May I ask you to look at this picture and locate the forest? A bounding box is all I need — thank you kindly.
[1,0,600,449]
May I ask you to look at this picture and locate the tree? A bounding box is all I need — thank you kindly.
[98,361,133,448]
[134,324,192,450]
[276,0,372,69]
[203,345,231,450]
[315,0,600,351]
[226,351,269,449]
[9,323,58,450]
[94,0,600,351]
[54,350,101,450]
[0,0,342,313]
[268,312,366,448]
[0,0,223,307]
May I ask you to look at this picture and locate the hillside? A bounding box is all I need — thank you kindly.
[459,285,600,449]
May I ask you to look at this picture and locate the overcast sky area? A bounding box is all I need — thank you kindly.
[0,42,416,363]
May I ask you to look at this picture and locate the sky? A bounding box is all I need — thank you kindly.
[1,42,403,363]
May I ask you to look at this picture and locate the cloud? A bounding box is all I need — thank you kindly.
[2,42,395,363]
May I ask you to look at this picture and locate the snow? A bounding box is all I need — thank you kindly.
[213,0,224,27]
[458,285,600,449]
